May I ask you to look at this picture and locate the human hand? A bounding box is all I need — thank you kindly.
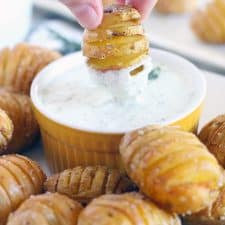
[60,0,157,29]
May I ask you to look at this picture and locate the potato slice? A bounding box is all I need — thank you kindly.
[83,25,144,42]
[83,35,149,59]
[88,50,148,70]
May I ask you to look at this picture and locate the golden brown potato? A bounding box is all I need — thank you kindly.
[0,43,60,95]
[199,115,225,168]
[191,0,225,44]
[120,125,224,214]
[0,154,46,225]
[0,109,13,153]
[83,25,144,42]
[98,5,141,28]
[88,50,148,71]
[83,36,149,59]
[156,0,198,13]
[78,193,181,225]
[102,0,116,7]
[83,5,149,70]
[44,166,137,204]
[185,185,225,225]
[0,89,39,154]
[7,193,83,225]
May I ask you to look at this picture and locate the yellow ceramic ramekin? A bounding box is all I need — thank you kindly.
[31,49,206,173]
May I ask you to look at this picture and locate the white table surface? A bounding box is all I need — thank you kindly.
[24,70,225,175]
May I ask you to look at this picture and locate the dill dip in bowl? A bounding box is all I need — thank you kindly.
[31,49,206,172]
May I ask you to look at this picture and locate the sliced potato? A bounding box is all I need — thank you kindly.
[98,5,141,29]
[83,35,149,59]
[88,50,149,70]
[83,25,144,42]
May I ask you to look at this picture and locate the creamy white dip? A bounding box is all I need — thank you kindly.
[38,55,199,132]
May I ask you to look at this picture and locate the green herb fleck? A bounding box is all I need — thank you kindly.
[48,28,81,55]
[148,66,161,80]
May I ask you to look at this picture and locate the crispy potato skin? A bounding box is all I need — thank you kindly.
[83,5,149,70]
[0,154,46,225]
[191,0,225,44]
[7,193,83,225]
[120,125,223,214]
[0,109,13,153]
[0,89,39,154]
[185,185,225,224]
[78,193,181,225]
[199,115,225,167]
[0,43,60,154]
[44,166,137,204]
[0,43,60,95]
[156,0,197,13]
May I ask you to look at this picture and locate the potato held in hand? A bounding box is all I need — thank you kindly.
[78,193,181,225]
[120,125,223,214]
[7,193,83,225]
[0,154,46,225]
[0,90,39,154]
[199,115,225,168]
[0,43,60,95]
[83,5,149,70]
[44,166,136,204]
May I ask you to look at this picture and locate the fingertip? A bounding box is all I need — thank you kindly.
[63,0,103,29]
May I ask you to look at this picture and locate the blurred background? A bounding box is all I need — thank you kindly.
[0,0,224,74]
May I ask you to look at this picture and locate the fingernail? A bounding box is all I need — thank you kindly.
[73,4,100,29]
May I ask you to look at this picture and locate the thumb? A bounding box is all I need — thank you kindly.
[60,0,103,29]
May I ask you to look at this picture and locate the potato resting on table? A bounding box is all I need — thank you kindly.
[7,193,83,225]
[44,166,137,204]
[0,43,61,95]
[0,109,13,152]
[199,115,225,168]
[156,0,198,13]
[192,0,225,44]
[120,125,224,214]
[184,185,225,225]
[83,5,149,70]
[0,154,46,225]
[0,88,39,154]
[78,193,181,225]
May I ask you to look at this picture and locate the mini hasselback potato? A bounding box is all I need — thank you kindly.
[156,0,198,13]
[185,185,225,225]
[7,193,83,225]
[0,109,13,153]
[78,193,181,225]
[0,89,39,154]
[44,166,137,204]
[199,115,225,168]
[191,0,225,44]
[120,125,224,214]
[0,43,61,95]
[0,154,46,225]
[83,5,149,70]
